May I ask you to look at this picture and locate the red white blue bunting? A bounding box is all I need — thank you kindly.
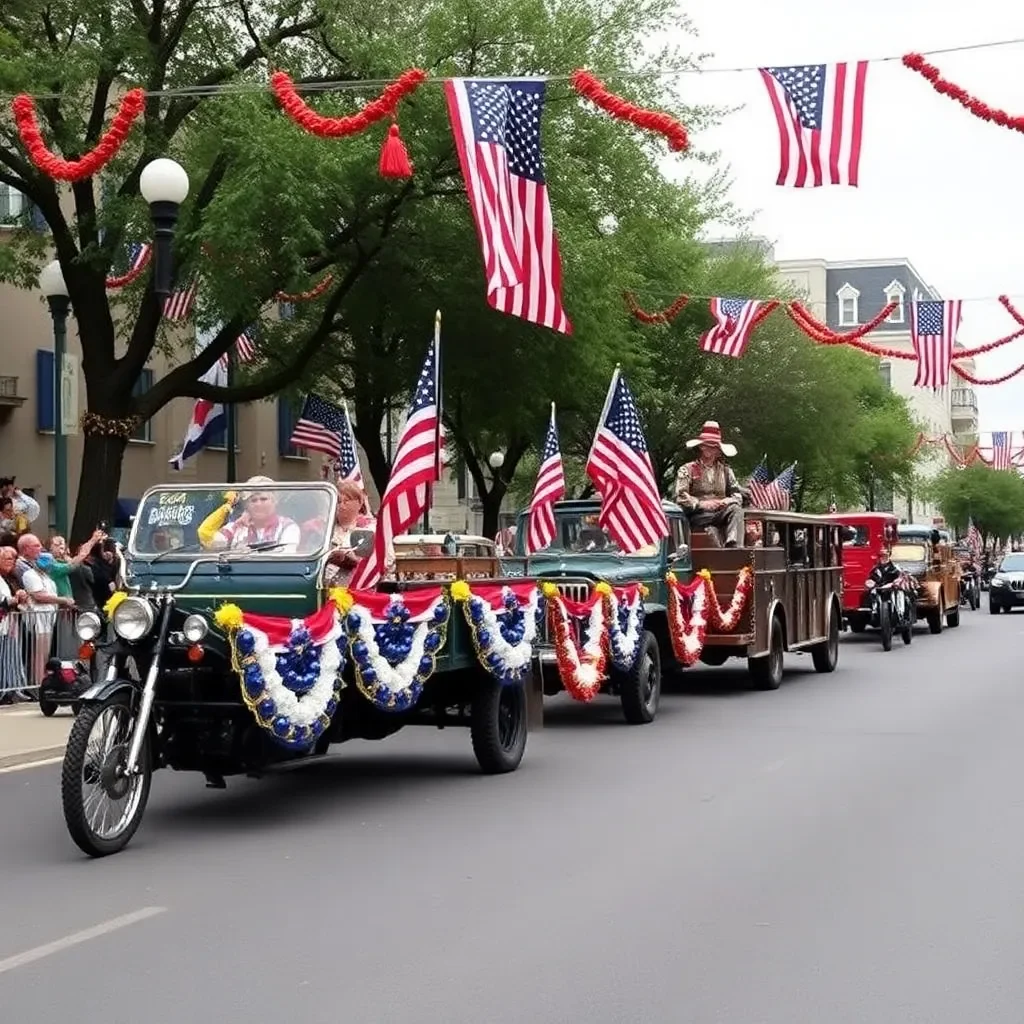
[453,581,541,685]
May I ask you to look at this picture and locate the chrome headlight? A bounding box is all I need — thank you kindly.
[75,611,102,642]
[991,577,1006,587]
[182,614,209,643]
[112,597,155,641]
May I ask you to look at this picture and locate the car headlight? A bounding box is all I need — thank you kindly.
[182,614,208,643]
[75,611,102,642]
[991,577,1006,587]
[112,597,155,642]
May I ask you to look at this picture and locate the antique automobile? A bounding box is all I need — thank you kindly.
[893,524,961,632]
[54,482,536,858]
[987,551,1024,614]
[393,534,498,579]
[508,501,843,706]
[830,512,900,634]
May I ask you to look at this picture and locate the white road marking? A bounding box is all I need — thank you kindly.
[0,756,63,775]
[0,907,167,976]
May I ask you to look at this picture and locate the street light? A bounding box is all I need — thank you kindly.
[488,451,505,470]
[39,259,70,536]
[140,158,190,299]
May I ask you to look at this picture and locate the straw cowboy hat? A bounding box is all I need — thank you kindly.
[685,421,737,458]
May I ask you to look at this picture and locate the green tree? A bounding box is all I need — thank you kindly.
[0,0,717,541]
[928,463,1024,543]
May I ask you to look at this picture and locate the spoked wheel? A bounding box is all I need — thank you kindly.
[61,697,151,858]
[471,674,528,774]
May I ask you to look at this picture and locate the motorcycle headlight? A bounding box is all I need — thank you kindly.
[865,578,876,589]
[75,611,102,642]
[182,613,208,643]
[112,597,155,642]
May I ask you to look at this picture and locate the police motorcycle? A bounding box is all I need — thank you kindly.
[864,557,916,651]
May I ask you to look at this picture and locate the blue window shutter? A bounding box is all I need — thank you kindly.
[277,399,292,455]
[35,349,54,431]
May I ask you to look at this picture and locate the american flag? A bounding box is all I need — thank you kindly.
[585,369,668,552]
[911,300,961,388]
[288,394,347,461]
[351,331,441,589]
[164,278,198,321]
[127,242,151,271]
[759,63,868,188]
[335,402,364,486]
[216,326,258,369]
[525,403,565,554]
[700,298,764,358]
[991,431,1012,471]
[748,460,796,510]
[444,78,570,334]
[966,518,982,555]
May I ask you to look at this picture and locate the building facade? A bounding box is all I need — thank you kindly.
[774,256,975,523]
[0,184,476,535]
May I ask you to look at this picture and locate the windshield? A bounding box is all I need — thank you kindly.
[129,483,336,558]
[516,511,661,557]
[998,554,1024,573]
[891,543,927,563]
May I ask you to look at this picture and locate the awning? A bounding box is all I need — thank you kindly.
[113,497,139,526]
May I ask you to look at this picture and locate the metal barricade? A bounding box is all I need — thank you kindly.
[0,607,83,702]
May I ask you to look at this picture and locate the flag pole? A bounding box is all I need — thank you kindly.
[423,310,441,533]
[587,364,619,467]
[225,345,237,483]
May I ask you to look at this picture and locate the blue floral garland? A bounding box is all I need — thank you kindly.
[463,587,543,685]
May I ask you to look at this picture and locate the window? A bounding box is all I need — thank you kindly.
[837,283,859,326]
[277,398,306,457]
[879,361,892,388]
[129,369,154,442]
[207,405,238,451]
[0,183,24,225]
[883,280,906,323]
[36,349,55,432]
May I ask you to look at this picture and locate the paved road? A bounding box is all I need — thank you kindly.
[1,608,1023,1023]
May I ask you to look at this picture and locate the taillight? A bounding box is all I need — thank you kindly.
[187,644,205,663]
[78,641,96,660]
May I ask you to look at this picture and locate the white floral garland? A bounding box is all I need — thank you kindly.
[605,587,645,671]
[463,586,540,683]
[547,591,608,701]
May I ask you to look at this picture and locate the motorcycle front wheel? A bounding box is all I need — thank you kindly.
[879,600,893,652]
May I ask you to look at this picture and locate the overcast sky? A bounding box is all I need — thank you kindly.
[676,0,1024,440]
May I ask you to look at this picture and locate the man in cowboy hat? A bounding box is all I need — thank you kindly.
[674,421,744,547]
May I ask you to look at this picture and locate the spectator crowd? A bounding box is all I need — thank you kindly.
[0,476,123,704]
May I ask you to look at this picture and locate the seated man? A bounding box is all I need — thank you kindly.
[674,421,743,548]
[744,519,764,547]
[197,476,301,553]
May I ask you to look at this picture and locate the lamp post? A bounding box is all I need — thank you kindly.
[39,260,70,536]
[139,158,190,299]
[488,450,505,473]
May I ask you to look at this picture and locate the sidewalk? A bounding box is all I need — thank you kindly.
[0,704,73,769]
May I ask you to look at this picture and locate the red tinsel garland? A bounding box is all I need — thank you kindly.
[12,89,146,182]
[749,300,779,330]
[105,245,152,289]
[786,301,898,347]
[624,291,689,324]
[275,273,335,303]
[952,360,1024,386]
[270,69,426,138]
[569,70,688,152]
[703,566,754,632]
[902,53,1024,135]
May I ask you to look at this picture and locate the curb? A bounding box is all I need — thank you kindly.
[0,746,67,771]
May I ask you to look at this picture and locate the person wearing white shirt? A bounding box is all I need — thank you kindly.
[16,534,73,686]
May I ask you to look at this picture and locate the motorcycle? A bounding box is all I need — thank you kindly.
[865,561,915,651]
[959,568,980,610]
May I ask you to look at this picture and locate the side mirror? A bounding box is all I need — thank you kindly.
[668,543,689,564]
[348,529,375,558]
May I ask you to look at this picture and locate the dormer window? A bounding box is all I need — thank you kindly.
[837,282,859,327]
[883,280,906,324]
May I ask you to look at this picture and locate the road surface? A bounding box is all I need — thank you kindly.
[1,608,1022,1023]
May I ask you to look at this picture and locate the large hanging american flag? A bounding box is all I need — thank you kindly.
[444,78,571,334]
[525,403,565,555]
[351,329,441,589]
[585,369,668,552]
[748,459,796,510]
[288,394,347,461]
[700,298,765,358]
[991,431,1012,471]
[911,300,961,388]
[759,63,868,188]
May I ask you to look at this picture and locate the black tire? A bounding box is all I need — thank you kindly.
[471,675,528,774]
[849,619,867,634]
[879,600,893,651]
[811,603,840,673]
[39,695,57,717]
[989,600,1001,615]
[901,601,914,645]
[946,600,960,628]
[928,600,944,634]
[749,614,784,690]
[969,585,979,611]
[61,697,151,858]
[617,631,661,725]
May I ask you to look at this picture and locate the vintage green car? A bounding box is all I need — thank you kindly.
[56,482,534,858]
[505,499,842,710]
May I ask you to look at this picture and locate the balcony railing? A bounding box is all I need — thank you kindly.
[951,387,977,411]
